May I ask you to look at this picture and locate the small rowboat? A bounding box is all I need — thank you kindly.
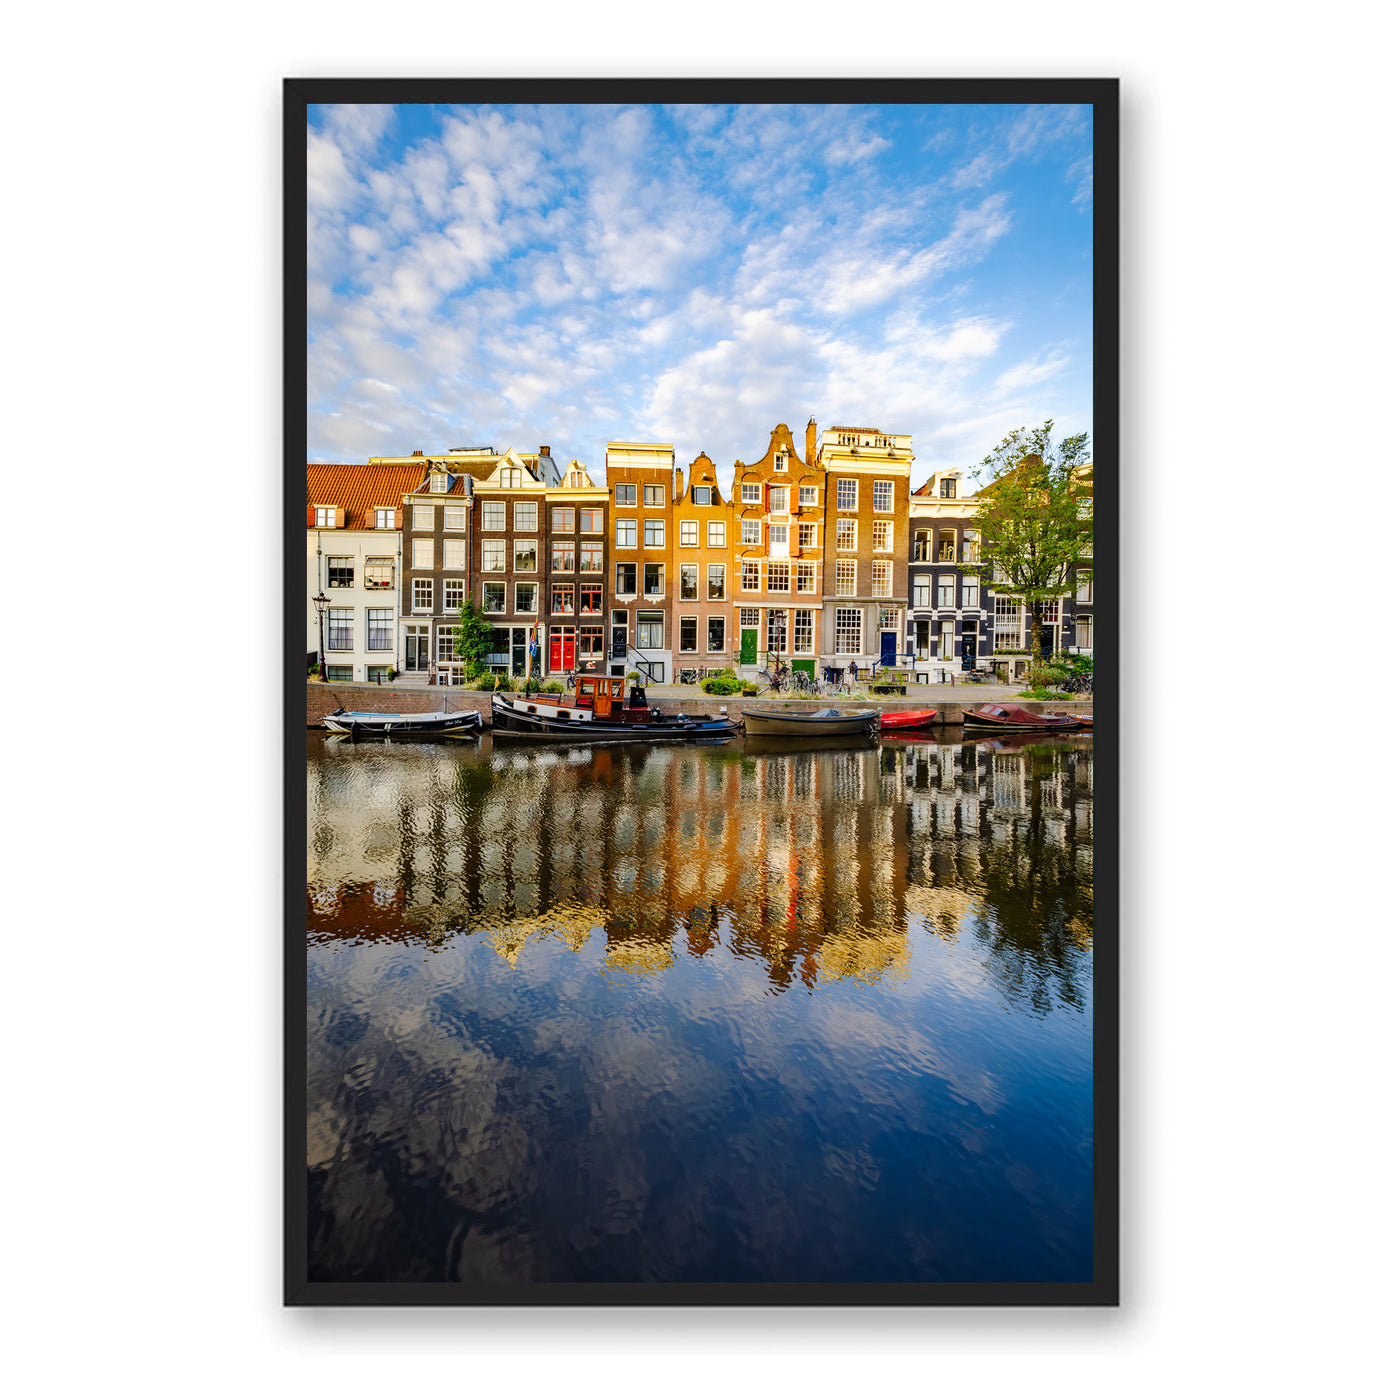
[324,707,482,739]
[741,707,880,738]
[879,709,943,732]
[960,704,1089,733]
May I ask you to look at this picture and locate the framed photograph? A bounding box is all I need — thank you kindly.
[287,78,1117,1305]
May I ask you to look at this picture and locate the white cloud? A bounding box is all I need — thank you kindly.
[993,349,1072,396]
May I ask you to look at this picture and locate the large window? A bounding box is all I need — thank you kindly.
[615,563,637,595]
[551,506,575,532]
[793,609,814,654]
[615,517,637,548]
[366,558,393,590]
[1077,572,1093,603]
[412,578,433,612]
[836,478,857,511]
[939,529,956,562]
[798,485,818,507]
[913,575,931,608]
[443,539,465,571]
[707,520,726,548]
[580,584,602,614]
[443,579,464,611]
[872,561,893,598]
[514,501,538,532]
[580,508,603,533]
[937,576,955,607]
[680,564,699,600]
[643,564,664,596]
[740,482,761,504]
[836,519,856,551]
[615,483,636,506]
[960,531,980,563]
[644,519,665,548]
[552,583,574,614]
[327,556,354,588]
[871,520,891,552]
[795,562,815,593]
[579,625,604,657]
[326,608,353,650]
[741,519,761,547]
[413,505,434,531]
[836,560,856,596]
[483,582,506,612]
[769,485,789,514]
[680,520,699,547]
[769,524,789,557]
[741,560,760,591]
[552,543,576,572]
[643,483,665,507]
[767,609,787,654]
[436,627,457,661]
[835,608,862,655]
[481,500,506,531]
[707,564,725,600]
[798,523,817,548]
[444,505,465,531]
[515,583,538,613]
[913,529,931,562]
[679,617,698,652]
[411,538,433,569]
[993,596,1023,650]
[514,541,537,572]
[962,577,979,608]
[707,616,726,652]
[482,540,506,572]
[636,611,664,649]
[580,544,603,572]
[1076,615,1093,650]
[872,480,893,513]
[767,561,790,592]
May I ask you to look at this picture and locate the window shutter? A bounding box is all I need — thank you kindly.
[336,507,347,528]
[394,508,403,530]
[306,506,314,528]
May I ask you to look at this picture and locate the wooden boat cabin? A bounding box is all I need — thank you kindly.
[573,675,657,722]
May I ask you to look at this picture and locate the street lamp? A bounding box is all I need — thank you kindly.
[313,592,330,681]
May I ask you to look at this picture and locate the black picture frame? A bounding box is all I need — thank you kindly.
[285,77,1119,1307]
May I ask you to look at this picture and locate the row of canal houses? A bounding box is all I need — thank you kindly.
[305,418,1094,685]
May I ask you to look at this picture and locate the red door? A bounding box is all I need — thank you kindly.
[549,633,562,673]
[562,631,575,671]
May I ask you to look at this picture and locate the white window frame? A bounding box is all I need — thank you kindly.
[444,505,465,531]
[482,582,507,613]
[707,564,725,600]
[834,608,862,655]
[937,575,955,608]
[872,480,894,513]
[707,616,726,653]
[793,609,814,654]
[768,485,789,514]
[314,506,336,528]
[836,478,857,512]
[442,578,465,612]
[411,538,434,570]
[412,505,434,531]
[325,607,353,651]
[636,611,664,649]
[767,561,790,593]
[836,560,856,597]
[615,483,637,506]
[708,520,726,548]
[580,544,603,573]
[481,539,506,573]
[680,563,700,601]
[794,562,816,593]
[412,578,434,614]
[615,517,637,549]
[679,519,699,547]
[515,582,538,614]
[678,615,699,653]
[514,539,538,574]
[326,555,354,589]
[962,577,979,609]
[481,500,506,532]
[741,519,761,547]
[513,501,538,533]
[643,483,665,507]
[798,522,817,548]
[871,520,892,553]
[740,482,762,504]
[741,560,760,592]
[442,538,466,572]
[739,608,760,629]
[872,561,893,599]
[798,485,818,507]
[836,519,857,552]
[644,518,665,549]
[913,575,931,609]
[374,508,394,529]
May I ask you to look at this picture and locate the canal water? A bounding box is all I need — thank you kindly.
[306,731,1095,1284]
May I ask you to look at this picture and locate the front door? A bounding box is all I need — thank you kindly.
[740,628,758,665]
[961,620,978,670]
[914,620,930,659]
[512,627,527,676]
[549,632,562,673]
[880,630,897,667]
[405,626,429,671]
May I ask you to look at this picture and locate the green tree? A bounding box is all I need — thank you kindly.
[453,597,494,675]
[971,421,1093,665]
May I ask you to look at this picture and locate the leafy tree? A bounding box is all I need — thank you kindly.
[971,421,1093,664]
[453,597,494,676]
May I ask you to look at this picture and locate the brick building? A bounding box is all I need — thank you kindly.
[605,441,676,682]
[543,458,609,675]
[908,467,987,672]
[673,452,732,671]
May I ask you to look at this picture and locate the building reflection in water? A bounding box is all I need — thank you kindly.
[307,734,1093,1011]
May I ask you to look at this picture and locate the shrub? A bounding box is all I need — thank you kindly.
[701,676,743,695]
[540,680,564,693]
[741,683,759,697]
[625,670,640,682]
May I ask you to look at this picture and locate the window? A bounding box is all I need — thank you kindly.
[741,560,760,591]
[413,505,434,531]
[939,618,955,660]
[501,467,524,488]
[580,508,604,533]
[579,625,605,657]
[939,529,956,562]
[767,609,787,653]
[767,561,790,592]
[769,524,789,557]
[993,596,1024,650]
[798,522,817,549]
[616,517,637,548]
[643,483,664,507]
[615,483,636,506]
[374,508,394,529]
[962,577,979,608]
[327,556,354,588]
[836,560,856,596]
[514,501,537,532]
[326,608,352,650]
[937,575,955,607]
[707,564,725,600]
[913,530,931,562]
[871,520,891,552]
[482,540,506,572]
[913,575,931,608]
[773,452,787,472]
[707,616,726,652]
[1076,572,1093,603]
[552,543,576,572]
[836,519,856,552]
[872,561,893,598]
[580,544,602,573]
[515,583,538,613]
[644,519,665,548]
[411,538,433,569]
[707,521,726,548]
[366,665,390,684]
[615,563,637,595]
[960,531,980,563]
[637,611,664,649]
[552,583,574,614]
[680,564,699,600]
[679,617,698,652]
[478,500,504,532]
[324,665,352,682]
[444,505,465,531]
[769,485,789,514]
[644,563,664,596]
[836,478,857,511]
[365,558,393,590]
[442,578,464,610]
[680,520,699,547]
[798,485,818,507]
[740,482,761,504]
[483,582,506,612]
[693,486,711,506]
[1076,615,1093,649]
[835,608,862,655]
[443,539,465,571]
[741,519,761,547]
[580,584,602,614]
[551,506,575,532]
[412,579,433,612]
[940,477,957,499]
[793,609,814,654]
[314,507,336,528]
[740,608,760,629]
[514,540,537,572]
[872,480,893,513]
[795,562,815,593]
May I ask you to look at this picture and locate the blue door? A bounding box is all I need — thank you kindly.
[880,630,896,666]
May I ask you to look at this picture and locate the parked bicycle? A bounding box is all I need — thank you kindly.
[791,668,819,696]
[678,667,700,686]
[759,660,790,693]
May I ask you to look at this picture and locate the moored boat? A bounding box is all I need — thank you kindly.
[960,703,1089,733]
[324,707,482,740]
[879,708,944,731]
[491,675,740,743]
[741,706,880,738]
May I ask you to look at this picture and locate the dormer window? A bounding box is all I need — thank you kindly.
[501,467,524,489]
[693,486,711,506]
[430,472,450,493]
[940,477,957,499]
[314,506,337,528]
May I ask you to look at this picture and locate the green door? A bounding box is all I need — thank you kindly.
[792,658,815,678]
[740,628,758,665]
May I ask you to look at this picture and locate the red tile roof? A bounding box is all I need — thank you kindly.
[305,462,426,528]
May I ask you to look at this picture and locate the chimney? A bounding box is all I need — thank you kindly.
[806,417,817,463]
[539,445,551,458]
[411,450,423,457]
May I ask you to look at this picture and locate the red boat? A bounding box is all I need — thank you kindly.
[879,709,943,732]
[960,703,1090,732]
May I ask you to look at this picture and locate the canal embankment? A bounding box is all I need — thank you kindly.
[307,682,1093,729]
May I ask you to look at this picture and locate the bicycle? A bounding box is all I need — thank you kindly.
[759,662,790,694]
[678,667,700,686]
[791,668,819,697]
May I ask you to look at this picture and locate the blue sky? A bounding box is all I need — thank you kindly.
[307,103,1092,489]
